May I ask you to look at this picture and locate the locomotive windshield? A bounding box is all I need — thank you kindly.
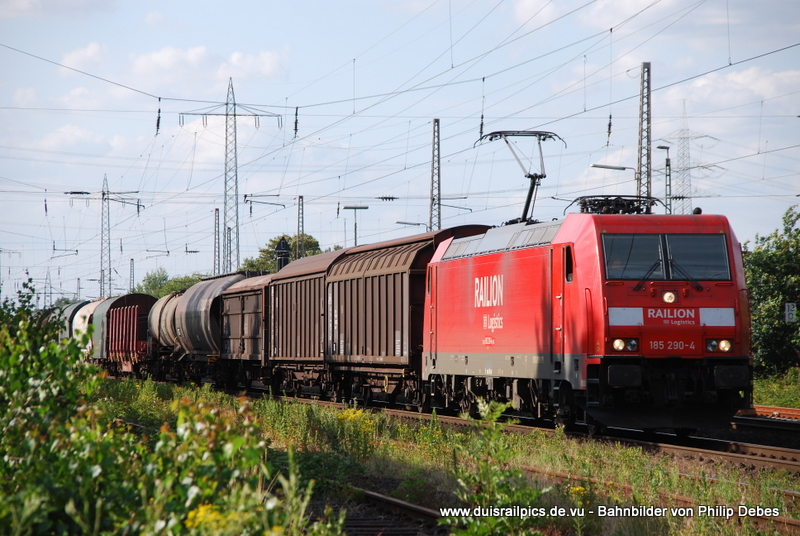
[603,233,730,281]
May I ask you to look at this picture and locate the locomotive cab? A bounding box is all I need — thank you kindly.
[585,216,753,430]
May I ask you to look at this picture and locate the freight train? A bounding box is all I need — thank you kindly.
[59,200,753,431]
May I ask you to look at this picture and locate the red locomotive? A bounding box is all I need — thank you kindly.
[423,209,752,430]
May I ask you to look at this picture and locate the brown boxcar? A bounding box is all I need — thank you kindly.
[268,249,350,364]
[324,225,490,404]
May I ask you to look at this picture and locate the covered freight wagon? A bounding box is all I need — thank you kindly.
[324,225,490,405]
[89,294,157,373]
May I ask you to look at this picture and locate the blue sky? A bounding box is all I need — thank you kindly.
[1,0,798,301]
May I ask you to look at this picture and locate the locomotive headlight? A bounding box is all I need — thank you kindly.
[612,338,639,352]
[662,291,677,304]
[706,339,733,352]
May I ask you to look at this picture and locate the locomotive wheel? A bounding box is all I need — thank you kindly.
[586,417,605,438]
[458,393,477,418]
[554,383,576,428]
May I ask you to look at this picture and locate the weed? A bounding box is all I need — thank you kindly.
[439,399,548,535]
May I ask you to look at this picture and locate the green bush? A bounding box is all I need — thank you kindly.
[0,286,343,535]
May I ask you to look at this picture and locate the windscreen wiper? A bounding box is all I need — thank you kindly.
[633,260,662,291]
[669,259,704,291]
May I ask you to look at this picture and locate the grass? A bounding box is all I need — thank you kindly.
[92,379,800,535]
[754,367,800,407]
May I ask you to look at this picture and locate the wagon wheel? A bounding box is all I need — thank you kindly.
[417,392,431,414]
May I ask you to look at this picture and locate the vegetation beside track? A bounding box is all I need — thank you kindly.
[91,378,800,536]
[3,282,800,535]
[0,287,344,536]
[753,368,800,408]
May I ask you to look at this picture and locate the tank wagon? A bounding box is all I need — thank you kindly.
[57,300,89,340]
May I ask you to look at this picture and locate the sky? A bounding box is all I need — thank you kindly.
[1,0,798,303]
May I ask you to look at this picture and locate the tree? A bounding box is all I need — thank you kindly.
[743,206,800,375]
[240,234,323,273]
[133,267,203,299]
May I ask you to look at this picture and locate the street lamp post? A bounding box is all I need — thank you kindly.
[657,145,672,214]
[396,220,431,232]
[590,163,650,213]
[342,205,369,246]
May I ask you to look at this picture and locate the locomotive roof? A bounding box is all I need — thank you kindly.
[442,219,562,260]
[439,212,735,261]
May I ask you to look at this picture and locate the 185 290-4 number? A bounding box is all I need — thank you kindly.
[650,340,696,350]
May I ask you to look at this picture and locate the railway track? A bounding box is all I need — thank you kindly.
[345,486,442,536]
[733,405,800,432]
[754,405,800,420]
[313,486,441,536]
[257,392,800,474]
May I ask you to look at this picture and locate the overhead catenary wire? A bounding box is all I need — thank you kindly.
[1,3,797,290]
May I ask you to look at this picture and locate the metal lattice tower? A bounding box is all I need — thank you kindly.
[213,208,220,275]
[297,196,305,259]
[673,104,694,214]
[429,118,441,232]
[637,62,652,200]
[180,80,281,273]
[223,80,239,273]
[101,174,111,297]
[45,268,52,308]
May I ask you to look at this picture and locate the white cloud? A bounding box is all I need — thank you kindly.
[0,0,38,18]
[511,0,560,26]
[13,87,37,106]
[144,10,165,25]
[37,124,103,151]
[216,49,286,82]
[132,46,209,74]
[128,46,210,91]
[59,42,107,76]
[55,86,100,109]
[666,66,800,114]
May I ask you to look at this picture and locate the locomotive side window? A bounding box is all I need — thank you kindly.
[665,234,730,281]
[603,233,731,281]
[602,234,665,280]
[565,245,574,282]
